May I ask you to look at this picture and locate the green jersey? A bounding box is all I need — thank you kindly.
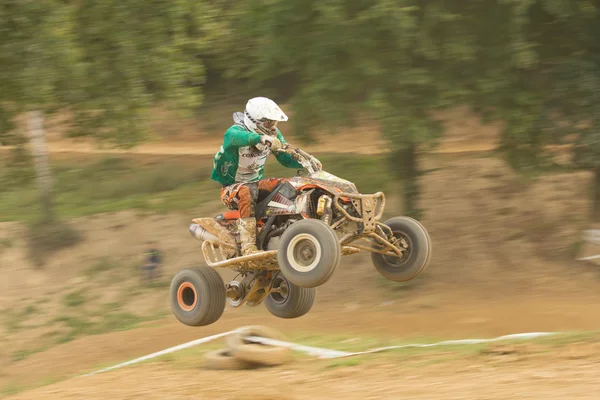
[210,125,303,186]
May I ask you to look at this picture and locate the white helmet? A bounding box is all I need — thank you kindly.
[244,97,288,135]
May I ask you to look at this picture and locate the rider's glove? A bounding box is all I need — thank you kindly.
[260,135,282,152]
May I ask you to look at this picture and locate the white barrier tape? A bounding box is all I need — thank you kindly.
[81,329,567,377]
[578,254,600,261]
[80,330,235,377]
[245,331,562,359]
[243,336,353,359]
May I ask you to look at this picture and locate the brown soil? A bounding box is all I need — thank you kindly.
[2,151,599,396]
[2,104,507,156]
[7,339,600,400]
[2,106,599,398]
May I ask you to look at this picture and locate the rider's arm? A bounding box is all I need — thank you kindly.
[273,131,303,169]
[223,125,262,149]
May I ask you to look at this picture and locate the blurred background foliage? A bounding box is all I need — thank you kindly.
[1,0,599,221]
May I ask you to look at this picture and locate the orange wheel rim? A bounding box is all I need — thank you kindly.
[177,282,197,312]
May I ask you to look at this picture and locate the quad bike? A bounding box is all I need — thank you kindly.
[170,144,432,327]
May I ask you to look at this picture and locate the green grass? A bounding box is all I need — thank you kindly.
[48,281,166,345]
[41,310,153,347]
[1,377,61,399]
[85,257,119,277]
[8,307,166,362]
[2,310,22,333]
[277,330,600,365]
[0,153,389,222]
[8,263,171,361]
[52,262,170,344]
[98,312,143,333]
[62,291,86,308]
[11,346,49,362]
[1,383,23,397]
[2,304,43,333]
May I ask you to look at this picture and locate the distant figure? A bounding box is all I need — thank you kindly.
[142,241,162,282]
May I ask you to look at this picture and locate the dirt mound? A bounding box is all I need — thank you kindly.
[419,154,594,294]
[1,153,595,301]
[2,151,599,396]
[2,154,593,318]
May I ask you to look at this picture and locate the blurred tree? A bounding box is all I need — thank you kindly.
[0,0,208,222]
[544,7,600,221]
[0,0,76,221]
[210,0,600,221]
[67,0,206,147]
[211,0,477,219]
[546,56,600,221]
[4,0,599,222]
[459,0,600,221]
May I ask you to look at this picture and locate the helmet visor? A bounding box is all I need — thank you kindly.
[260,119,278,130]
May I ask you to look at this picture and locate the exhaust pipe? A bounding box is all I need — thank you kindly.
[189,223,219,242]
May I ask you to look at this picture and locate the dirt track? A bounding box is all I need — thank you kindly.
[0,101,572,158]
[1,139,573,158]
[4,290,600,398]
[1,123,597,398]
[7,332,600,400]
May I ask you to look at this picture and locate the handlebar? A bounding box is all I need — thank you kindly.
[275,143,322,174]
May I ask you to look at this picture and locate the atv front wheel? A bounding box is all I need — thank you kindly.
[264,274,317,318]
[277,219,341,288]
[169,267,226,326]
[371,216,432,282]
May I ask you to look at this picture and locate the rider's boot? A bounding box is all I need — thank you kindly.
[237,217,260,256]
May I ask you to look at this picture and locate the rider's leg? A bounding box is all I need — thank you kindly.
[220,179,283,215]
[235,183,261,255]
[221,179,283,256]
[256,178,284,201]
[239,179,284,255]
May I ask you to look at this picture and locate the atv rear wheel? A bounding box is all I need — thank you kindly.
[277,219,341,288]
[169,267,226,326]
[264,274,317,318]
[371,216,431,282]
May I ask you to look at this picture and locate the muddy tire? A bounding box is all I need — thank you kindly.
[225,325,290,367]
[371,216,432,282]
[202,348,257,370]
[412,217,433,268]
[169,267,226,327]
[264,274,317,319]
[277,219,341,288]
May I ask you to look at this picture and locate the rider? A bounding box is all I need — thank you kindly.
[210,97,321,256]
